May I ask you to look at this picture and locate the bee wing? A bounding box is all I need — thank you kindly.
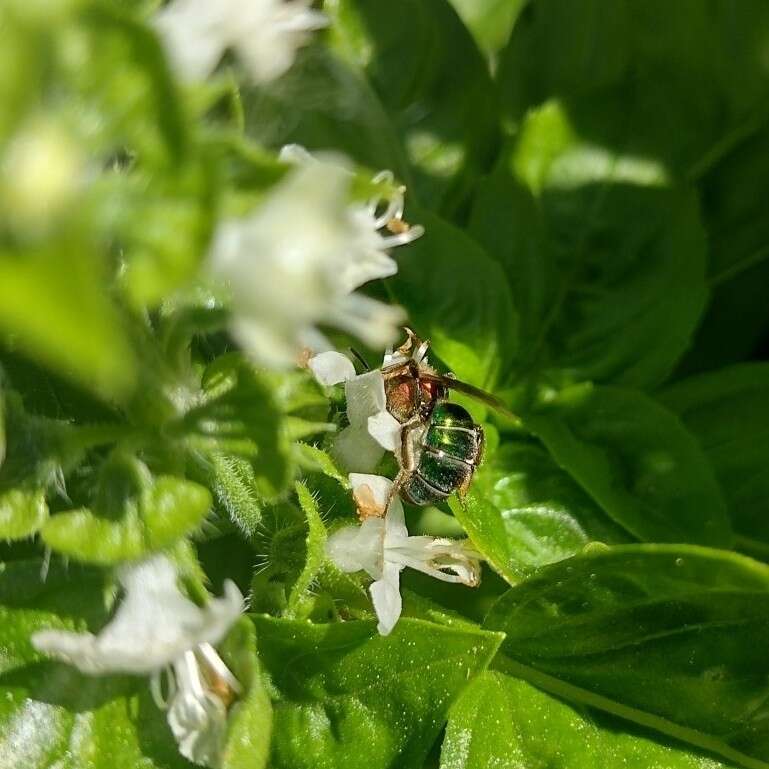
[420,374,521,424]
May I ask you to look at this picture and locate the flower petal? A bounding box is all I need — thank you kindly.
[326,518,385,580]
[368,410,402,452]
[344,370,387,426]
[308,351,356,386]
[331,425,385,474]
[370,561,402,636]
[32,555,243,675]
[167,651,228,767]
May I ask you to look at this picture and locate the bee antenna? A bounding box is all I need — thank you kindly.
[349,347,371,372]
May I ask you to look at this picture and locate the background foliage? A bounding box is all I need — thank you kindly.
[2,0,769,767]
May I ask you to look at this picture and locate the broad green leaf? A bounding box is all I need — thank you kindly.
[485,544,769,769]
[446,0,526,57]
[441,671,740,769]
[525,384,732,546]
[180,354,290,500]
[42,455,211,564]
[286,482,328,617]
[252,615,503,769]
[496,0,769,175]
[470,100,707,390]
[326,0,500,215]
[678,127,769,375]
[389,207,518,390]
[450,441,630,583]
[0,245,136,400]
[661,364,769,549]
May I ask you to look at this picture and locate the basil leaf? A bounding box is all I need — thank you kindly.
[661,364,769,550]
[446,0,526,57]
[441,671,739,769]
[679,127,769,375]
[390,207,518,390]
[496,0,769,175]
[525,384,732,546]
[450,441,630,584]
[327,0,499,215]
[252,615,503,769]
[470,100,707,390]
[485,544,769,769]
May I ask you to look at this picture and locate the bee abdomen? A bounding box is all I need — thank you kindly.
[401,402,484,506]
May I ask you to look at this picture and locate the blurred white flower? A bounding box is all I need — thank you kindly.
[280,144,425,293]
[308,351,402,473]
[326,474,482,635]
[2,118,83,231]
[154,0,327,84]
[209,161,412,368]
[32,555,243,768]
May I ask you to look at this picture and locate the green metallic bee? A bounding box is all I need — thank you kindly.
[378,329,517,507]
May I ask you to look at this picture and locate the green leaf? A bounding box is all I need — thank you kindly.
[525,384,732,546]
[219,618,273,769]
[677,127,769,375]
[252,615,503,769]
[661,364,769,550]
[485,544,769,769]
[295,443,348,486]
[243,44,409,183]
[441,671,740,769]
[445,0,526,57]
[0,245,136,400]
[181,354,290,500]
[389,207,518,390]
[115,162,216,309]
[208,454,264,539]
[0,392,79,540]
[496,0,769,175]
[470,100,707,390]
[73,3,189,165]
[286,482,328,617]
[42,454,211,564]
[326,0,500,215]
[450,441,630,583]
[0,489,48,541]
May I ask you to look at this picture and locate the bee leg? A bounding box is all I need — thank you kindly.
[383,415,422,514]
[399,415,422,473]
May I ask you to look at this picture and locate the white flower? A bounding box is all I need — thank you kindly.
[326,474,482,635]
[308,351,402,473]
[209,160,414,369]
[280,145,425,293]
[153,0,327,84]
[32,555,244,768]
